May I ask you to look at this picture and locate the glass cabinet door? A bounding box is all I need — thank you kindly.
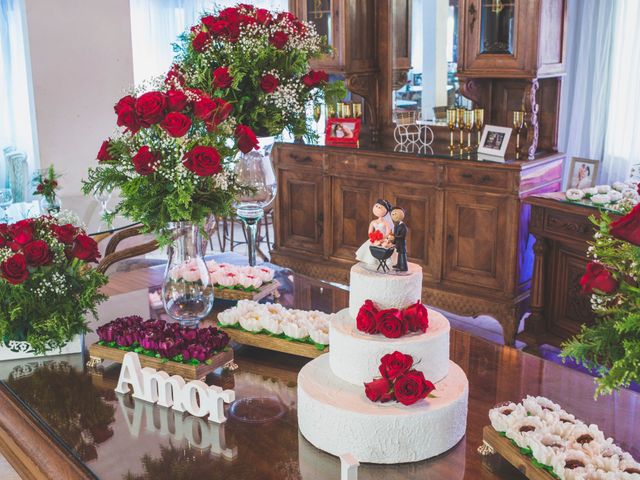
[306,0,333,47]
[480,0,515,54]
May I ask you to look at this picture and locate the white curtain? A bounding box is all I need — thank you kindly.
[130,0,289,86]
[559,0,640,185]
[0,0,38,187]
[601,0,640,183]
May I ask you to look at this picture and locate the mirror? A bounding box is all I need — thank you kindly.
[392,0,469,126]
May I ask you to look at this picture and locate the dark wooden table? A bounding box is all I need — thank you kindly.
[522,193,621,348]
[0,264,638,480]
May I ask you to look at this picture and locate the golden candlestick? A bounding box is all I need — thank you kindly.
[464,110,475,150]
[512,110,525,157]
[446,109,457,150]
[474,108,484,146]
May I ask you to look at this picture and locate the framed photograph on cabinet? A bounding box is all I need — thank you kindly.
[567,157,599,190]
[325,118,361,147]
[478,125,512,157]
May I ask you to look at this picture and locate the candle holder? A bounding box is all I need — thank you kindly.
[512,110,525,158]
[463,109,475,151]
[474,108,484,147]
[446,109,457,151]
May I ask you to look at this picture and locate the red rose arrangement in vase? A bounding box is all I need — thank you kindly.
[84,4,346,243]
[356,299,429,338]
[0,216,107,354]
[562,203,640,395]
[364,351,436,406]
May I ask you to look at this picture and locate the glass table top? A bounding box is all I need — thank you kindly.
[4,194,136,236]
[1,265,638,479]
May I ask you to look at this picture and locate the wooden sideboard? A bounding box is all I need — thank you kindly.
[522,194,617,348]
[270,143,565,345]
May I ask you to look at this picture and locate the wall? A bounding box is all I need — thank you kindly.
[420,0,449,117]
[24,0,134,195]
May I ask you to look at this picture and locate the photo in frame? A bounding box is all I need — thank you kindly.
[325,117,361,147]
[567,157,599,189]
[477,125,512,157]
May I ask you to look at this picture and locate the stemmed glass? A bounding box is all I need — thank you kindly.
[234,138,277,266]
[456,108,465,148]
[94,188,112,215]
[513,110,526,157]
[463,109,475,151]
[446,109,457,151]
[474,108,485,146]
[0,188,13,222]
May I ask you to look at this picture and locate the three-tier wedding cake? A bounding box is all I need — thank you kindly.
[297,262,469,464]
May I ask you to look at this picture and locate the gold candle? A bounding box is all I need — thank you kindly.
[352,103,362,118]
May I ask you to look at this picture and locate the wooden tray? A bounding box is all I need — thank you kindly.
[213,280,280,301]
[480,426,556,480]
[87,343,235,380]
[220,327,328,359]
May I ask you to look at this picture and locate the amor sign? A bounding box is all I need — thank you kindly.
[115,352,235,423]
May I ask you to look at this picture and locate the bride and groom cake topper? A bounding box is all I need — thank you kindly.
[355,199,408,273]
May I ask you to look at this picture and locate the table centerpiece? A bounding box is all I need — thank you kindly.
[0,216,107,359]
[83,3,346,324]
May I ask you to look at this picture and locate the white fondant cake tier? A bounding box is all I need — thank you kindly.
[298,355,468,464]
[329,308,450,386]
[348,262,423,319]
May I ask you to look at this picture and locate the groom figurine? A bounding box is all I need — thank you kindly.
[390,207,408,272]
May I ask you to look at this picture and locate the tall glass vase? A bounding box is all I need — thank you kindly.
[234,136,277,266]
[161,222,213,327]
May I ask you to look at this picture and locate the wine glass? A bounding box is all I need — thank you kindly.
[474,108,485,146]
[446,109,457,150]
[0,188,13,222]
[94,188,112,215]
[463,109,475,151]
[513,110,525,156]
[234,139,277,266]
[456,108,465,148]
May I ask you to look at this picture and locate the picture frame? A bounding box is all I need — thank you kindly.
[567,157,599,190]
[326,117,361,147]
[477,125,512,157]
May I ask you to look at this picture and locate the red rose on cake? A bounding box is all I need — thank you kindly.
[356,299,379,334]
[403,301,429,333]
[376,309,407,338]
[379,351,413,381]
[356,299,430,338]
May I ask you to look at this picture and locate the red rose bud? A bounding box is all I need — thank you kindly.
[51,223,77,244]
[302,70,329,88]
[165,64,185,87]
[183,146,222,177]
[1,253,29,285]
[610,203,640,246]
[379,351,414,381]
[194,95,217,121]
[166,89,188,112]
[206,98,233,131]
[403,301,429,333]
[9,220,34,245]
[208,19,229,37]
[23,240,52,266]
[132,146,159,176]
[71,234,101,262]
[114,95,140,133]
[234,125,259,154]
[212,66,233,89]
[364,377,392,403]
[201,15,217,31]
[260,74,279,94]
[375,308,408,339]
[269,31,289,49]
[356,299,379,334]
[394,370,433,406]
[97,140,113,162]
[192,30,211,52]
[135,91,167,127]
[36,184,44,193]
[579,262,618,295]
[160,112,192,137]
[256,8,272,25]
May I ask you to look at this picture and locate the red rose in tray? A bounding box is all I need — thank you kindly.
[364,351,436,406]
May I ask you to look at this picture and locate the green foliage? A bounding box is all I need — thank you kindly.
[560,210,640,395]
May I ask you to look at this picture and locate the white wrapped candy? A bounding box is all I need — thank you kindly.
[591,194,611,205]
[566,189,585,201]
[597,185,611,194]
[608,190,622,203]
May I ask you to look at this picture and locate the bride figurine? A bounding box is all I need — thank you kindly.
[355,199,395,266]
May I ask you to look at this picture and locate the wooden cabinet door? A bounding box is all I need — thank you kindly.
[443,190,511,291]
[458,0,538,77]
[384,182,443,282]
[277,169,326,255]
[331,177,383,261]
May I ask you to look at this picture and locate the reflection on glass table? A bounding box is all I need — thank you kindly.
[0,264,639,479]
[4,194,136,236]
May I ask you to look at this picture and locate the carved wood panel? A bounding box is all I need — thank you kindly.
[331,177,384,260]
[278,170,325,254]
[443,190,509,291]
[383,181,444,282]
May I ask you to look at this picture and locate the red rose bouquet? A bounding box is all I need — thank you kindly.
[0,216,107,354]
[356,299,429,338]
[562,207,640,395]
[84,5,345,243]
[364,351,436,406]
